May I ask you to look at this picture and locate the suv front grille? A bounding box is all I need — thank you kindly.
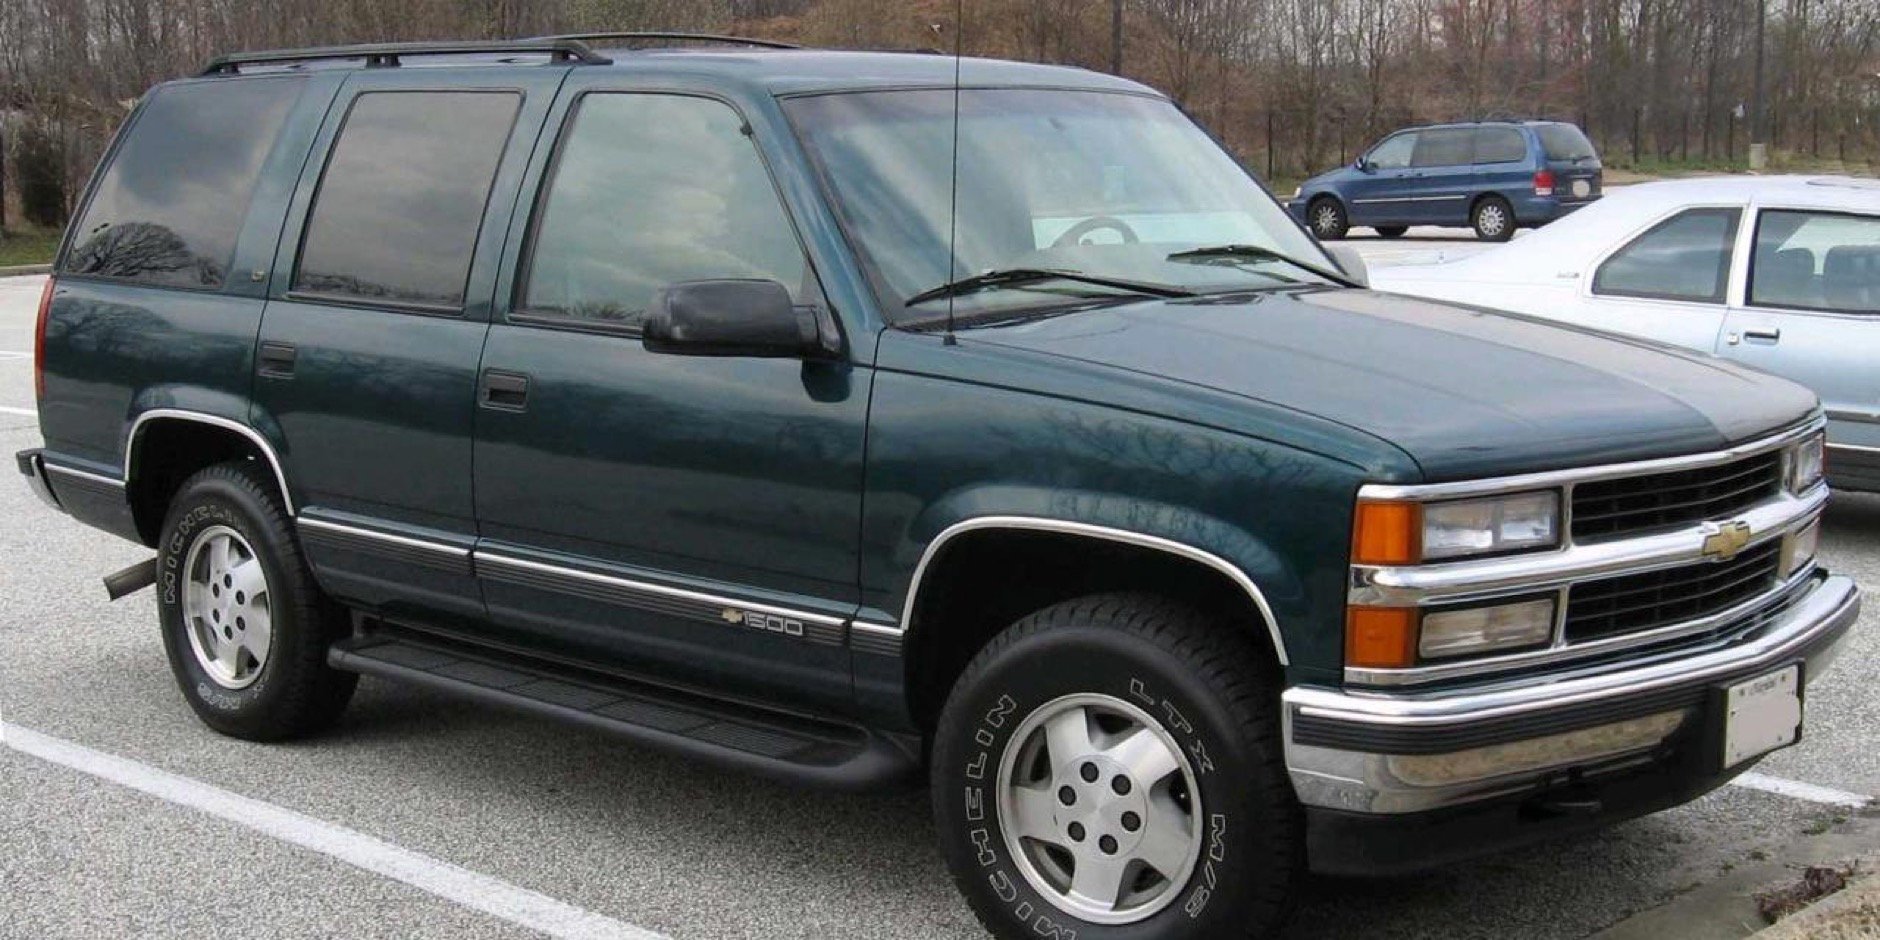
[1571,451,1782,541]
[1564,541,1782,643]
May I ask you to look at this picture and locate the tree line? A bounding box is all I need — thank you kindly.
[2,0,1876,229]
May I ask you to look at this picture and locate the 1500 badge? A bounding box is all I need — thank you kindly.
[721,607,806,637]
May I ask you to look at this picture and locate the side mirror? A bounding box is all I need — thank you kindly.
[1355,157,1374,173]
[1323,244,1369,288]
[642,279,832,359]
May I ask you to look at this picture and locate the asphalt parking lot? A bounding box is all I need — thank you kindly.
[1,258,1875,940]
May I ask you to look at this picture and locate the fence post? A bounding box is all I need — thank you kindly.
[1632,107,1642,165]
[1267,110,1275,180]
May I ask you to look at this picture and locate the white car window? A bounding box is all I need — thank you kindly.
[1749,210,1880,315]
[1592,207,1741,304]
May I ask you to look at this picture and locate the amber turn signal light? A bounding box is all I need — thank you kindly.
[1352,499,1420,565]
[1346,606,1419,669]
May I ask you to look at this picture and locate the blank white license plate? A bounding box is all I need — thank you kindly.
[1724,665,1801,768]
[1571,179,1592,197]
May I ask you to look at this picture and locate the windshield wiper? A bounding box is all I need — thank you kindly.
[1165,244,1349,285]
[904,267,1197,307]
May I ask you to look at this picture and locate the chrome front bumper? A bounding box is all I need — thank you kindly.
[1283,572,1859,815]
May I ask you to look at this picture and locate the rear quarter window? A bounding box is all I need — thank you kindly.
[62,78,302,289]
[1537,124,1597,162]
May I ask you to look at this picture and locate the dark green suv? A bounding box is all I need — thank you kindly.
[16,35,1859,940]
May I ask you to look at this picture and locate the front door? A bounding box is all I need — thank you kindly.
[255,74,559,624]
[1343,131,1419,227]
[1720,207,1880,483]
[472,86,868,713]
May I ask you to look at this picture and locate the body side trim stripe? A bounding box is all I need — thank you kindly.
[900,516,1289,665]
[42,463,128,490]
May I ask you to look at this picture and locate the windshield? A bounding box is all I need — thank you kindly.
[1536,124,1598,162]
[783,89,1336,324]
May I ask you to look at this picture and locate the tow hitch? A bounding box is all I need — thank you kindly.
[103,558,157,601]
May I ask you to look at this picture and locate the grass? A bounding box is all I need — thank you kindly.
[0,226,61,268]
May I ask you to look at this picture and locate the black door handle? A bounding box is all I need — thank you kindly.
[258,342,296,378]
[480,370,530,411]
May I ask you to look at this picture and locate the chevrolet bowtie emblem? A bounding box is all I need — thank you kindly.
[1700,521,1753,561]
[721,607,744,624]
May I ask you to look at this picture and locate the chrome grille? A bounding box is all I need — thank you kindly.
[1564,541,1782,643]
[1571,451,1782,541]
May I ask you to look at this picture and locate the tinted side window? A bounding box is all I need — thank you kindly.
[1473,128,1527,164]
[1750,210,1880,315]
[520,94,809,328]
[1366,133,1416,170]
[1537,124,1598,161]
[64,78,301,289]
[1593,207,1742,303]
[294,91,520,308]
[1411,128,1473,168]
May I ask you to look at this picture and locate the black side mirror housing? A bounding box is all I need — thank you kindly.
[1355,157,1373,173]
[642,279,834,359]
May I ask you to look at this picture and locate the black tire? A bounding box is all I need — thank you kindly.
[1306,197,1349,240]
[1471,196,1515,241]
[932,593,1300,940]
[1374,225,1408,239]
[156,461,356,741]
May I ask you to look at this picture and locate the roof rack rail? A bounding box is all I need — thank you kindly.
[532,31,801,51]
[200,39,611,76]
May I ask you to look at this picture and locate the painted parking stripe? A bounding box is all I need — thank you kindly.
[0,350,29,360]
[1731,771,1873,808]
[0,405,36,417]
[0,722,668,940]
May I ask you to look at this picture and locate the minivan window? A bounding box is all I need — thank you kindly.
[1750,210,1880,315]
[520,94,810,328]
[1473,128,1527,164]
[1537,124,1597,162]
[1366,133,1416,170]
[1411,128,1473,168]
[63,78,301,289]
[294,91,520,309]
[1593,207,1741,303]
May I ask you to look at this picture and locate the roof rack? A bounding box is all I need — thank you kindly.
[200,39,611,76]
[533,31,801,51]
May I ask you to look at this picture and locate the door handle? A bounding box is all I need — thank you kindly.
[1743,328,1781,344]
[480,370,530,411]
[257,342,296,378]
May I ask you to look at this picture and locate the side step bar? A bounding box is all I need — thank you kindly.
[327,633,918,791]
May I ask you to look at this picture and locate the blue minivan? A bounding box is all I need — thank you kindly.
[1287,121,1602,241]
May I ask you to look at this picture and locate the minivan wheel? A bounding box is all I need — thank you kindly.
[932,594,1300,940]
[157,461,355,741]
[1374,226,1408,239]
[1471,196,1515,241]
[1307,198,1349,240]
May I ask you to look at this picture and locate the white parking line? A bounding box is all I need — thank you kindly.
[0,406,36,417]
[1731,771,1874,808]
[0,722,669,940]
[0,351,28,360]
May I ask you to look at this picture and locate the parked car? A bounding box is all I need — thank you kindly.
[18,38,1857,940]
[1372,176,1880,492]
[1287,120,1603,241]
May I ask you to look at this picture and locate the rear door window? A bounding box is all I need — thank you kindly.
[293,91,521,309]
[63,78,302,289]
[1366,133,1416,170]
[1593,207,1742,303]
[1749,210,1880,314]
[1411,129,1473,168]
[1537,124,1598,162]
[1472,128,1527,164]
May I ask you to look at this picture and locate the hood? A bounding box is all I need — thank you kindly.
[957,288,1818,481]
[1301,165,1359,190]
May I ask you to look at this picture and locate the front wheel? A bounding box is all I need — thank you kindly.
[1472,196,1515,241]
[1307,198,1349,240]
[932,594,1300,940]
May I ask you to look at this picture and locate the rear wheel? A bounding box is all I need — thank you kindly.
[1374,225,1408,239]
[1471,196,1515,241]
[157,461,355,740]
[932,593,1300,940]
[1307,197,1349,240]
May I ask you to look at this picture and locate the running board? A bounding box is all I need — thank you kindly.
[328,634,918,790]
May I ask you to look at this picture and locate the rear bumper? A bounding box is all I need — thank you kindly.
[1287,571,1859,874]
[17,448,61,511]
[1514,193,1599,224]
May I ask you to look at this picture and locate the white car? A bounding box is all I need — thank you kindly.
[1373,176,1880,490]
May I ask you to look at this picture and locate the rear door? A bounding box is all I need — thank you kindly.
[254,69,562,624]
[1407,127,1478,226]
[1342,131,1419,227]
[1536,123,1603,204]
[1721,207,1880,480]
[1580,205,1744,351]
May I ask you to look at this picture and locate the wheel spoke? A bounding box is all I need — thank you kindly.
[1006,783,1062,844]
[1105,727,1180,785]
[227,557,267,600]
[1043,707,1095,765]
[243,604,273,666]
[216,633,242,675]
[1132,794,1195,878]
[1068,854,1131,910]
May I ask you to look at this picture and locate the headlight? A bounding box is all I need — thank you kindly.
[1291,185,1302,199]
[1789,433,1825,492]
[1353,491,1561,564]
[1419,596,1556,659]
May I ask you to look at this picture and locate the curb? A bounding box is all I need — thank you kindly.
[1748,872,1878,939]
[0,264,52,277]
